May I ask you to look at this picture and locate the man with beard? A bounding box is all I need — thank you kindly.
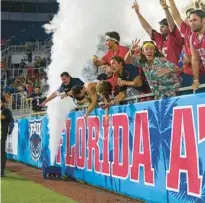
[40,72,84,106]
[189,10,205,90]
[132,0,184,65]
[169,0,195,88]
[92,31,129,68]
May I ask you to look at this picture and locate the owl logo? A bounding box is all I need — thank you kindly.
[29,119,42,161]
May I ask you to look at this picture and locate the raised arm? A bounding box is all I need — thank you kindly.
[190,39,201,90]
[200,1,205,11]
[132,1,152,37]
[124,39,141,64]
[169,0,184,27]
[160,0,175,32]
[124,50,134,64]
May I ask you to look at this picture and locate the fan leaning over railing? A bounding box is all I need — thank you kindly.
[11,84,205,119]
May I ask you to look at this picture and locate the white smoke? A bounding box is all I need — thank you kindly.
[44,0,192,165]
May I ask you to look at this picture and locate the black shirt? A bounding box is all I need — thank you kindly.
[1,107,13,139]
[29,93,46,112]
[58,77,84,95]
[118,64,140,92]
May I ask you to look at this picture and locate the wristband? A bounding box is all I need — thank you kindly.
[194,79,199,82]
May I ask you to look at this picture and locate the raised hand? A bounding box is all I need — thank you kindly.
[92,55,98,63]
[132,0,140,13]
[130,39,141,53]
[200,2,205,11]
[160,0,168,8]
[195,0,200,8]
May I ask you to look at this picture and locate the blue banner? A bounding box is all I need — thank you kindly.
[8,93,205,203]
[16,116,44,168]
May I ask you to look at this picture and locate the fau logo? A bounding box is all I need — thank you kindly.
[29,119,42,161]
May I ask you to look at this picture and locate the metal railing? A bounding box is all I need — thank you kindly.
[1,47,11,69]
[8,93,32,115]
[1,71,7,87]
[8,66,47,78]
[9,44,51,54]
[11,84,205,119]
[1,80,7,88]
[1,44,51,70]
[14,111,46,119]
[1,43,51,57]
[73,84,205,109]
[1,47,10,59]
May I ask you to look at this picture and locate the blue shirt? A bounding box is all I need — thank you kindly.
[57,77,84,94]
[118,64,140,92]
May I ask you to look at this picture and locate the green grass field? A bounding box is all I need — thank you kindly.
[1,171,76,203]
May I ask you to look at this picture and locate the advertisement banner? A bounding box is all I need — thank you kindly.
[17,116,43,168]
[54,93,205,203]
[9,93,205,203]
[6,122,19,160]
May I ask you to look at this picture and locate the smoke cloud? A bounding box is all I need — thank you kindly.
[44,0,192,165]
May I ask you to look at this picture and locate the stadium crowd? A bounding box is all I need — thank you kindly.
[1,68,48,112]
[41,0,205,119]
[1,0,205,177]
[1,0,205,117]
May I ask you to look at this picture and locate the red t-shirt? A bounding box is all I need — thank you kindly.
[180,21,193,75]
[101,45,129,64]
[180,22,192,56]
[191,32,205,73]
[106,75,119,95]
[151,26,184,65]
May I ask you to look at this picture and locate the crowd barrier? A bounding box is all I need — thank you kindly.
[7,93,205,203]
[8,66,46,78]
[9,44,51,54]
[8,93,32,115]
